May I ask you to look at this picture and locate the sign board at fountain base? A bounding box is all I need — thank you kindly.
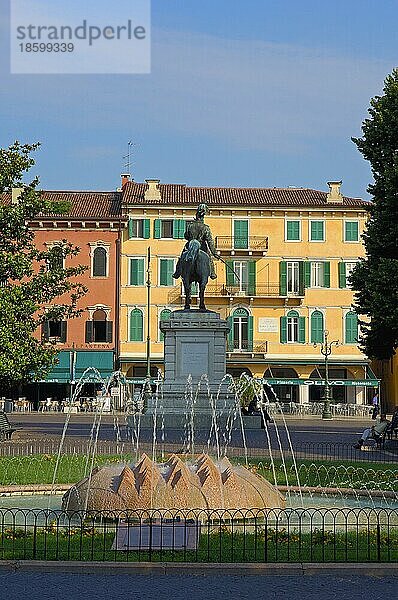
[112,519,201,551]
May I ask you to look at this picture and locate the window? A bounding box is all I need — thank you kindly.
[130,308,143,342]
[345,311,358,344]
[42,320,67,343]
[233,261,248,292]
[226,260,256,295]
[287,261,300,294]
[280,311,305,343]
[286,220,300,241]
[227,307,253,352]
[310,310,324,343]
[129,258,145,286]
[128,218,150,239]
[338,261,358,288]
[92,247,107,277]
[48,245,64,271]
[159,259,175,286]
[154,219,185,239]
[310,220,325,242]
[159,308,171,341]
[233,220,249,249]
[345,221,359,242]
[311,262,324,287]
[85,309,113,343]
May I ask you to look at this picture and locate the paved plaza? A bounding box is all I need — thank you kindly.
[1,571,397,600]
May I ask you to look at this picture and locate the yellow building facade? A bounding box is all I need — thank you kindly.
[119,177,378,405]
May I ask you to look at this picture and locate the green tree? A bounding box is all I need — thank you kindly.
[351,69,398,359]
[0,141,87,390]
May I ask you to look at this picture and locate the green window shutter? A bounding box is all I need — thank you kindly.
[130,309,143,342]
[60,321,67,343]
[304,261,311,287]
[227,316,233,351]
[280,316,287,343]
[226,260,235,286]
[178,219,186,239]
[128,219,134,239]
[159,259,167,286]
[345,312,358,344]
[345,221,359,242]
[248,261,256,296]
[311,221,324,241]
[233,220,248,249]
[310,311,324,343]
[42,320,50,341]
[85,321,93,343]
[172,220,179,239]
[323,262,330,288]
[287,221,300,241]
[298,317,306,343]
[130,259,144,285]
[247,315,253,351]
[106,321,113,343]
[298,261,305,296]
[159,309,171,341]
[143,219,150,239]
[338,262,346,288]
[279,261,287,296]
[154,219,161,239]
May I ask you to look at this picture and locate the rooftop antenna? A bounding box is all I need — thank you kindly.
[122,140,135,176]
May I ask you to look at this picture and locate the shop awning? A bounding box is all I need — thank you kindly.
[43,351,71,383]
[263,377,380,387]
[74,351,114,380]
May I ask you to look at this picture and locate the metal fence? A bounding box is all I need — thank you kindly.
[0,507,396,563]
[0,440,396,464]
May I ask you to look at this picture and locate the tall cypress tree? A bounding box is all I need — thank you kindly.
[350,69,398,359]
[0,142,87,390]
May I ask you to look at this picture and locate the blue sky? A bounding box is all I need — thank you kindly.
[1,0,397,198]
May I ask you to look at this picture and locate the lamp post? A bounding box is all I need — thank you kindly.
[142,247,152,411]
[314,330,339,420]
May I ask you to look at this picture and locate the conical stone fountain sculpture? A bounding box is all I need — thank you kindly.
[63,453,285,513]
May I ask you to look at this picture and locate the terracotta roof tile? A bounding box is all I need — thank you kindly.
[1,191,122,218]
[122,182,368,209]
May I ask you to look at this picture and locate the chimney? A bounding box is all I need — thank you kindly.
[326,180,343,203]
[11,187,23,204]
[145,179,161,201]
[121,173,131,187]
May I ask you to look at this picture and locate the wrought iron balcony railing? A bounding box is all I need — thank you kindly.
[215,236,268,252]
[177,284,299,298]
[227,340,268,353]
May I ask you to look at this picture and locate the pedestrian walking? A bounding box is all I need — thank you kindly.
[371,391,379,420]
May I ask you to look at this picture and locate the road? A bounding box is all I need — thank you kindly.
[8,411,377,447]
[1,572,397,600]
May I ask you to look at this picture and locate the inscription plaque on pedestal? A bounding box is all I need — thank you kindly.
[181,342,209,376]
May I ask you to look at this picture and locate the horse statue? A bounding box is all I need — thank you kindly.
[180,239,210,310]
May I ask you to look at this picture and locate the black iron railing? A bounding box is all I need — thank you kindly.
[0,507,396,563]
[226,340,267,353]
[216,236,269,252]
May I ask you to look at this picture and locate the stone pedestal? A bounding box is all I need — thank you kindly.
[150,309,232,414]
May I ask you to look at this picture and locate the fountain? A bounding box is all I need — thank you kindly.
[62,452,285,513]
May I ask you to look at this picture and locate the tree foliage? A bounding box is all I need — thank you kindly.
[350,69,398,359]
[0,142,87,390]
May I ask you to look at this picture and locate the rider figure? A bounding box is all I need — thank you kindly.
[173,203,218,280]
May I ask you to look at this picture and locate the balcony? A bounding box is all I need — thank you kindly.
[215,236,268,254]
[171,283,302,300]
[227,340,268,355]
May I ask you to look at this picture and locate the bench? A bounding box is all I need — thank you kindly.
[0,411,16,440]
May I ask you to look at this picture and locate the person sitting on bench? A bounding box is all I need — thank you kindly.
[353,414,390,449]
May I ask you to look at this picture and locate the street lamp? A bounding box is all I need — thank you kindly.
[142,247,152,412]
[314,330,339,420]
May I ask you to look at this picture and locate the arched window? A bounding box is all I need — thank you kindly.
[280,310,305,343]
[85,308,112,343]
[92,247,107,277]
[159,309,171,341]
[345,311,358,344]
[130,308,144,342]
[227,307,253,352]
[310,310,324,343]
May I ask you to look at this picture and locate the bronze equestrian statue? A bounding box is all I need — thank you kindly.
[173,203,218,310]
